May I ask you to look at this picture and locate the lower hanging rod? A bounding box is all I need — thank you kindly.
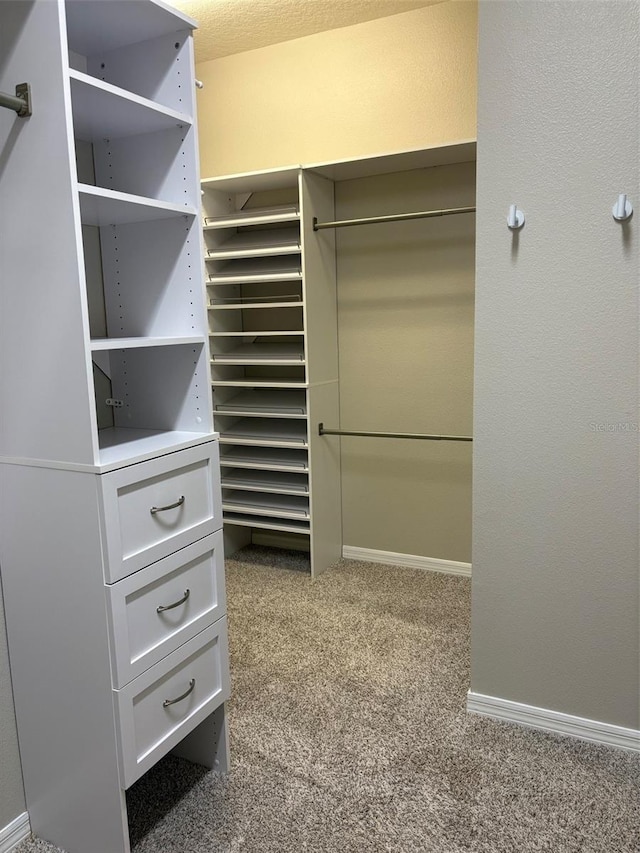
[318,423,472,442]
[313,205,475,231]
[0,83,32,117]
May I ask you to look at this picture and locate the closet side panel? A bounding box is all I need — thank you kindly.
[472,0,640,728]
[336,163,475,564]
[301,172,342,575]
[0,0,97,466]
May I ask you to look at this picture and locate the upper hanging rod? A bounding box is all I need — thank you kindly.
[318,424,472,442]
[313,205,475,231]
[0,83,31,117]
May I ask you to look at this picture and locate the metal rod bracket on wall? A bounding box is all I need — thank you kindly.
[318,423,473,442]
[0,83,32,117]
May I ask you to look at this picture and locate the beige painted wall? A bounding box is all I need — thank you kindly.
[196,1,477,177]
[472,0,639,728]
[336,163,475,561]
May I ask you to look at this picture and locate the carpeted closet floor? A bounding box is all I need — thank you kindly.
[18,546,640,853]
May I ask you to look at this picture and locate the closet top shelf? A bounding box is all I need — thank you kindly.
[65,0,196,56]
[203,205,300,230]
[69,70,192,141]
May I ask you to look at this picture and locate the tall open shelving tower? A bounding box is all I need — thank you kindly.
[201,167,343,577]
[0,2,229,852]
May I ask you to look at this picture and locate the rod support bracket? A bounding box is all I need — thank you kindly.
[15,83,32,117]
[318,422,324,435]
[312,217,319,232]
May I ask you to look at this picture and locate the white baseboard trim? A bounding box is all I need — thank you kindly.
[0,813,30,853]
[467,691,640,752]
[342,545,471,577]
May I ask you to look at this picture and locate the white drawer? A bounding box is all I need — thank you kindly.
[99,443,223,583]
[114,618,230,788]
[106,531,226,688]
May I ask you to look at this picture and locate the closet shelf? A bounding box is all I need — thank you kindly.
[210,330,303,337]
[218,418,308,447]
[209,296,303,310]
[96,428,214,472]
[203,204,299,230]
[65,0,196,56]
[78,184,196,226]
[219,446,308,472]
[214,389,307,416]
[222,512,310,534]
[222,490,310,519]
[207,257,302,285]
[211,377,308,389]
[91,336,203,351]
[204,229,300,261]
[211,343,304,364]
[220,469,309,495]
[69,70,192,142]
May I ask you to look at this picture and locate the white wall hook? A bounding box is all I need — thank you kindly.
[195,79,204,89]
[612,193,633,222]
[507,204,525,230]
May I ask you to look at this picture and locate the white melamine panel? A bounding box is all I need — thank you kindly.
[107,531,225,687]
[213,388,307,417]
[86,31,195,115]
[65,0,196,56]
[69,70,191,141]
[114,619,230,788]
[104,344,210,434]
[222,491,310,519]
[307,382,342,577]
[93,125,197,206]
[0,0,97,466]
[98,216,203,339]
[218,418,308,447]
[204,227,300,260]
[99,442,222,582]
[203,204,299,230]
[91,336,203,351]
[210,374,307,389]
[211,342,305,364]
[206,256,302,285]
[220,469,309,494]
[219,446,308,471]
[223,513,310,534]
[306,140,477,182]
[202,168,301,196]
[97,429,216,472]
[210,296,303,310]
[78,184,196,226]
[0,465,130,853]
[300,171,339,385]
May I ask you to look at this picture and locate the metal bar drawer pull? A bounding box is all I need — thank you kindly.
[150,496,185,515]
[156,589,190,613]
[163,678,196,708]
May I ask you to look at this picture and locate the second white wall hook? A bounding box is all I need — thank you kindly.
[507,204,525,230]
[612,193,633,222]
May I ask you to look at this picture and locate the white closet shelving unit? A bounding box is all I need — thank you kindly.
[0,2,228,852]
[201,168,342,575]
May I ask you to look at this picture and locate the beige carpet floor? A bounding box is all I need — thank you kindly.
[17,546,640,852]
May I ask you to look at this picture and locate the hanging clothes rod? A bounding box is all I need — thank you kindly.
[0,83,31,117]
[313,205,475,231]
[318,424,472,442]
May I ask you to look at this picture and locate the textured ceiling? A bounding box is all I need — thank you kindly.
[165,0,446,62]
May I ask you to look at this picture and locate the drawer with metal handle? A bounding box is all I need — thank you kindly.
[106,530,226,687]
[99,442,223,583]
[114,618,230,788]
